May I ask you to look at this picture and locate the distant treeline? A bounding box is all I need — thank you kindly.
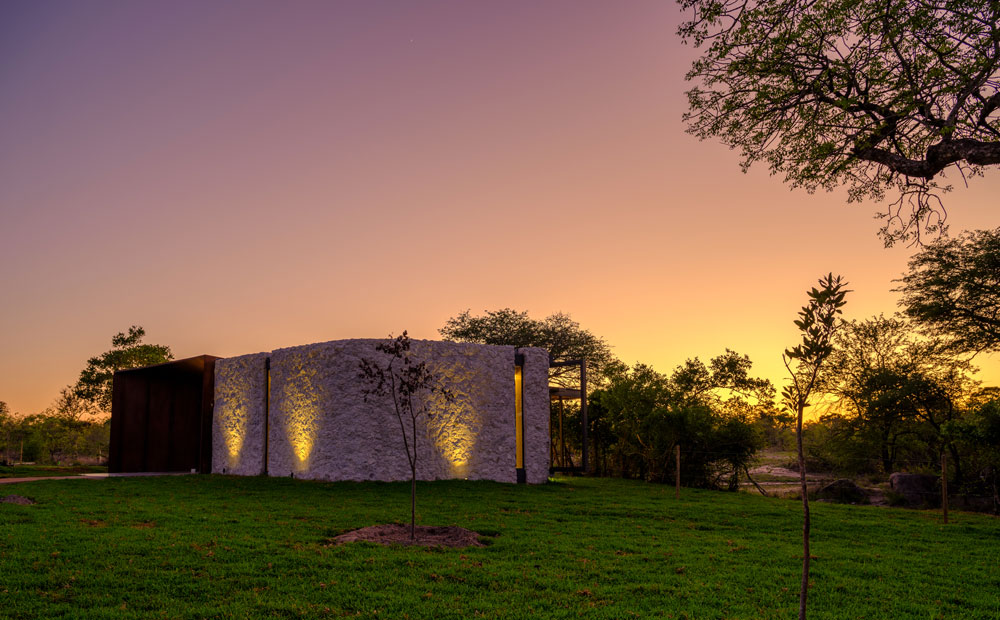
[0,400,109,466]
[555,316,999,512]
[556,351,776,491]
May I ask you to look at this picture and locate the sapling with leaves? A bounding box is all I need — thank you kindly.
[782,274,849,620]
[358,332,451,540]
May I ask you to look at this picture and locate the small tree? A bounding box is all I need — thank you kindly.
[782,274,849,620]
[358,332,449,540]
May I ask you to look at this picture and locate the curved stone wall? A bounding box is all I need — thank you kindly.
[211,352,268,476]
[212,339,549,483]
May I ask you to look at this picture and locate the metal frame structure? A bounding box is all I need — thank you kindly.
[548,358,587,474]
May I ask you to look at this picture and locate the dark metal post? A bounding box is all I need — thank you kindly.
[580,359,588,474]
[941,451,949,524]
[263,357,270,476]
[558,397,565,468]
[546,359,588,475]
[675,444,681,499]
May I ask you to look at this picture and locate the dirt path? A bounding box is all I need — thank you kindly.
[0,472,193,485]
[747,464,827,481]
[0,475,103,485]
[744,464,890,506]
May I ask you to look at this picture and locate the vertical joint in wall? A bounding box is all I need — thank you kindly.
[263,357,270,476]
[515,351,526,484]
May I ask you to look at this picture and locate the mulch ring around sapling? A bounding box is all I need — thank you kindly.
[330,524,487,548]
[1,495,36,505]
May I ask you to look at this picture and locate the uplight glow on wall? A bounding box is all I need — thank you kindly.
[212,340,550,483]
[212,352,269,475]
[221,404,248,459]
[280,369,321,469]
[515,365,524,470]
[427,386,478,475]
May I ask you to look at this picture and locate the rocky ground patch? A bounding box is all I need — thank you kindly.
[329,524,486,548]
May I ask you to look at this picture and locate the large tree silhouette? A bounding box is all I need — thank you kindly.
[897,227,1000,353]
[679,0,1000,245]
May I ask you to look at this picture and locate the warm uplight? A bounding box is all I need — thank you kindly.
[427,385,477,475]
[437,425,476,470]
[515,365,524,469]
[223,405,247,459]
[288,415,316,463]
[280,371,320,468]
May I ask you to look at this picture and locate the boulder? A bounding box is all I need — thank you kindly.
[889,472,940,507]
[816,479,868,504]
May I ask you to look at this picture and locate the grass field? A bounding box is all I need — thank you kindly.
[0,464,107,479]
[1,475,997,619]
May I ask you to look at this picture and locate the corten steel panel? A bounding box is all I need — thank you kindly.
[169,376,202,472]
[109,374,127,473]
[109,356,220,474]
[146,375,174,471]
[119,373,150,472]
[198,358,216,474]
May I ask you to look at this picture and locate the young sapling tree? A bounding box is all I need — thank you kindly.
[782,274,849,620]
[359,331,451,540]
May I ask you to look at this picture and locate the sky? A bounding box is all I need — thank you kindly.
[1,0,997,416]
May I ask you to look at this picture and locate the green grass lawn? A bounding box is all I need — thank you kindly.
[1,475,997,619]
[0,464,107,479]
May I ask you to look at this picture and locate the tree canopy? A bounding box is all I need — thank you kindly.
[671,349,775,404]
[73,326,173,413]
[589,352,768,488]
[820,314,974,472]
[679,0,1000,245]
[897,227,1000,354]
[439,308,616,384]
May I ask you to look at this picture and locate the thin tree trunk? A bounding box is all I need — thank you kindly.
[410,469,416,540]
[797,400,810,620]
[880,440,891,474]
[410,411,418,541]
[743,465,768,497]
[947,443,963,487]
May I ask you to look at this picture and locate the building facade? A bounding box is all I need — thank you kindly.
[211,339,550,484]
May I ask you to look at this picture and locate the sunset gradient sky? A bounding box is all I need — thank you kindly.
[1,0,997,415]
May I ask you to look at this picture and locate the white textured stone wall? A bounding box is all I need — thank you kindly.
[212,352,268,475]
[520,347,550,484]
[212,338,550,484]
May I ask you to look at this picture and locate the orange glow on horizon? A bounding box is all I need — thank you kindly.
[0,2,996,416]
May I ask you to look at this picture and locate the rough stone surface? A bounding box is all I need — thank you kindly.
[217,338,548,484]
[212,352,268,476]
[816,478,868,504]
[520,347,550,484]
[889,472,940,507]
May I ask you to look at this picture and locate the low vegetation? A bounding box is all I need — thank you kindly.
[1,475,997,619]
[0,406,108,468]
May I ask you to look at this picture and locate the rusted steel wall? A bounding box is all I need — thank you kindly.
[109,356,217,473]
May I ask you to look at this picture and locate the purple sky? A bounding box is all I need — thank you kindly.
[1,1,997,415]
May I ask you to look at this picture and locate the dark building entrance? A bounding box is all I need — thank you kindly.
[109,355,219,473]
